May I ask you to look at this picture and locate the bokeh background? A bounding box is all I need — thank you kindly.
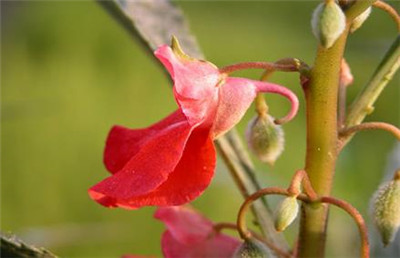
[2,1,399,257]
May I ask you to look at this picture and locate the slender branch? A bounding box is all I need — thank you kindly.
[345,35,400,130]
[219,62,297,74]
[339,122,400,141]
[236,187,310,240]
[373,0,400,32]
[255,94,269,117]
[215,132,289,251]
[1,233,57,258]
[213,222,293,258]
[237,187,290,240]
[319,197,370,258]
[287,170,318,201]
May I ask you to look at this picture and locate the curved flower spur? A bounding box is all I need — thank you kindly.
[89,37,299,209]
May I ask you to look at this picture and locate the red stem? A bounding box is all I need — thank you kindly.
[219,62,298,74]
[319,196,370,258]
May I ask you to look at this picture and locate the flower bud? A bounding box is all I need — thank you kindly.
[350,7,372,33]
[233,239,271,258]
[274,196,299,232]
[311,1,346,48]
[340,58,354,87]
[171,36,196,61]
[371,173,400,246]
[246,114,284,166]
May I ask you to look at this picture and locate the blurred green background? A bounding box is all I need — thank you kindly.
[1,1,399,257]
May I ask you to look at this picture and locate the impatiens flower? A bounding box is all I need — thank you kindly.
[155,206,241,257]
[89,38,299,209]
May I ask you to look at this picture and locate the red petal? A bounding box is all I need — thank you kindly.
[104,110,186,174]
[89,118,194,206]
[161,231,240,258]
[89,129,215,209]
[154,206,213,245]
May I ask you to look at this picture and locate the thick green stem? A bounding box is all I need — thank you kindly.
[297,30,349,258]
[297,2,376,255]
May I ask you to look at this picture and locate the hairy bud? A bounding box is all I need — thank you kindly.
[274,196,299,232]
[246,114,284,166]
[371,172,400,246]
[311,1,346,48]
[233,239,271,258]
[350,7,372,33]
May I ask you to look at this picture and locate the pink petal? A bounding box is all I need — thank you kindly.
[155,206,240,258]
[154,206,213,245]
[161,231,240,258]
[212,77,299,137]
[89,118,194,207]
[154,45,220,125]
[212,77,258,138]
[104,110,187,174]
[89,129,216,209]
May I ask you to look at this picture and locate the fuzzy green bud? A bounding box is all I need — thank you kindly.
[311,1,346,48]
[371,173,400,246]
[350,7,372,33]
[233,239,271,258]
[274,196,299,232]
[246,114,284,166]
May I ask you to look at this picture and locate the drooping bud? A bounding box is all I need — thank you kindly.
[311,1,346,48]
[340,58,354,87]
[350,7,372,33]
[274,196,299,232]
[246,114,284,166]
[371,171,400,246]
[233,239,271,258]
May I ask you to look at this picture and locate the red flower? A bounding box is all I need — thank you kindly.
[89,41,299,209]
[155,206,241,257]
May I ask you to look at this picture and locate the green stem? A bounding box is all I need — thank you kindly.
[298,33,347,258]
[345,35,400,128]
[297,2,375,256]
